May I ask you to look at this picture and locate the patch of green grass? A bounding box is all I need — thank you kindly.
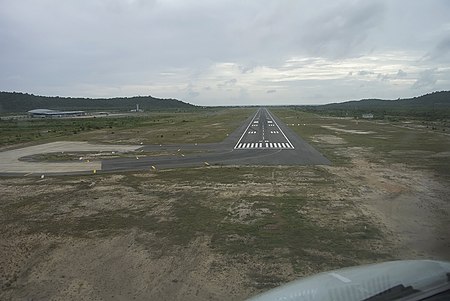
[154,166,266,184]
[156,194,224,245]
[0,166,393,277]
[27,210,160,238]
[211,195,384,272]
[273,108,450,176]
[21,150,207,162]
[0,108,254,147]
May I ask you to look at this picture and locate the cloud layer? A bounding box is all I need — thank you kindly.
[1,0,449,105]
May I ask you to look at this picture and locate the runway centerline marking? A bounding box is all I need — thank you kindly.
[234,108,295,150]
[234,108,261,149]
[265,109,295,149]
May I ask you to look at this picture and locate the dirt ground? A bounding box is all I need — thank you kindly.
[1,131,449,300]
[325,146,450,260]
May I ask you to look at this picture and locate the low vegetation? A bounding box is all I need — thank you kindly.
[1,99,449,300]
[0,91,193,113]
[0,108,253,147]
[274,108,450,176]
[295,91,450,120]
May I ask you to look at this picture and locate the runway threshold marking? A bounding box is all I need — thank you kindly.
[265,109,295,149]
[234,108,295,150]
[235,142,293,149]
[234,108,261,149]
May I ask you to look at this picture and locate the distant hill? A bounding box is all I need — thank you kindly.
[305,91,450,119]
[0,92,195,113]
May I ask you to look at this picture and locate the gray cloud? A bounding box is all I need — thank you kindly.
[358,70,375,76]
[301,1,385,58]
[377,73,390,81]
[396,69,407,78]
[185,83,200,99]
[266,90,277,94]
[425,36,450,62]
[217,78,237,89]
[188,91,200,98]
[0,0,449,104]
[412,69,437,89]
[239,62,258,74]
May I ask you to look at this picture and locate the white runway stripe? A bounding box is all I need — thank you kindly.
[235,141,295,149]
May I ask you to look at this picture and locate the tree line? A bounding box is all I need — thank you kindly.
[296,91,450,119]
[0,92,195,113]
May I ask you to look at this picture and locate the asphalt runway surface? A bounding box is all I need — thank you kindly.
[102,108,330,172]
[0,108,330,175]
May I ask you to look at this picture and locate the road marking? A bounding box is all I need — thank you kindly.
[236,141,294,149]
[234,109,260,149]
[265,109,295,149]
[234,108,296,150]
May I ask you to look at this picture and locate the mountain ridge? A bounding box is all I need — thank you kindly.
[302,91,450,118]
[0,91,195,113]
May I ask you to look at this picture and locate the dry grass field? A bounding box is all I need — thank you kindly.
[1,108,449,300]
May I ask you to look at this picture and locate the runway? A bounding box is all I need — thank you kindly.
[0,108,330,175]
[101,108,330,172]
[234,108,294,150]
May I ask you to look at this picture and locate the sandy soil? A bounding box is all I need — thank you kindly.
[321,125,375,135]
[317,137,450,260]
[1,135,449,300]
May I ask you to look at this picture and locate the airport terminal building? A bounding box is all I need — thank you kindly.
[28,109,86,118]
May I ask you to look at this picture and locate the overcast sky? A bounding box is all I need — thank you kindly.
[1,0,449,105]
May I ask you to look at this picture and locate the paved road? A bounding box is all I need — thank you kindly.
[102,108,330,172]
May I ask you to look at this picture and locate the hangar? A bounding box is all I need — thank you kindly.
[28,109,86,118]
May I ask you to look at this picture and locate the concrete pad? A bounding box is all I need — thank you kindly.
[0,141,140,174]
